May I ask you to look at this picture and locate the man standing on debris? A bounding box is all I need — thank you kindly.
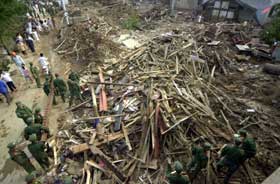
[24,119,49,140]
[216,137,244,184]
[16,102,33,125]
[67,78,83,107]
[28,134,50,169]
[187,142,211,180]
[238,130,257,162]
[7,142,36,173]
[53,73,67,103]
[43,76,57,105]
[166,159,190,184]
[68,69,80,83]
[29,63,41,88]
[34,107,43,124]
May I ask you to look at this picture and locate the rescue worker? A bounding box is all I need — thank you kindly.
[216,137,244,184]
[43,77,57,105]
[24,121,49,140]
[187,142,211,180]
[68,69,80,83]
[53,73,67,103]
[16,101,33,125]
[25,171,41,184]
[67,78,83,107]
[7,142,35,173]
[34,107,43,124]
[166,160,190,184]
[28,134,50,169]
[29,63,41,88]
[238,129,257,162]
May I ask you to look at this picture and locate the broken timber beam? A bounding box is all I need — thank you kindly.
[89,145,126,182]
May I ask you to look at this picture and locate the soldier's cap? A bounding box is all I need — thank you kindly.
[174,161,183,173]
[25,173,36,182]
[29,134,37,142]
[29,62,33,65]
[15,101,22,105]
[238,129,247,136]
[203,142,212,150]
[35,107,41,112]
[234,137,242,145]
[7,142,16,149]
[63,176,73,184]
[26,117,33,124]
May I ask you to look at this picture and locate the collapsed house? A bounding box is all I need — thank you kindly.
[201,0,280,25]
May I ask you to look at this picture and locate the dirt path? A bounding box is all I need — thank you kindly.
[0,31,67,184]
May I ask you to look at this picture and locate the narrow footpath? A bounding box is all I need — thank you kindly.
[0,31,67,184]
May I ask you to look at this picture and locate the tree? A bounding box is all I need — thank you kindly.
[0,0,27,51]
[261,4,280,44]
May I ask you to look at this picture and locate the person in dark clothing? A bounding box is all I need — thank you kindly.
[26,34,36,53]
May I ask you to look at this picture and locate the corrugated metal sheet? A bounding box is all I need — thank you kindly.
[176,0,198,9]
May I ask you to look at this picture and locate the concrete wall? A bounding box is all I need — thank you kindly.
[176,0,198,9]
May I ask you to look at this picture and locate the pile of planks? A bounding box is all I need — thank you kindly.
[51,30,247,183]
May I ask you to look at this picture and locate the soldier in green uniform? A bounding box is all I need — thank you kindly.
[15,101,33,125]
[25,171,42,184]
[53,73,67,103]
[7,142,35,173]
[187,142,211,180]
[68,69,80,83]
[217,137,244,184]
[43,77,57,105]
[238,129,257,162]
[63,176,73,184]
[29,63,41,88]
[166,160,190,184]
[34,107,43,124]
[28,134,50,169]
[67,78,83,107]
[24,123,50,140]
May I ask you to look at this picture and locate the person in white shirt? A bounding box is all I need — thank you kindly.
[38,53,49,74]
[0,70,17,92]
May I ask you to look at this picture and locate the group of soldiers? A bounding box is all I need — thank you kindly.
[166,130,256,184]
[43,70,83,107]
[8,101,50,183]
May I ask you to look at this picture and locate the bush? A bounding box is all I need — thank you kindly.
[261,17,280,44]
[122,14,141,30]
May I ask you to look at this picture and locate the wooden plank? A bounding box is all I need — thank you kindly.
[121,121,132,151]
[262,167,280,184]
[23,147,44,171]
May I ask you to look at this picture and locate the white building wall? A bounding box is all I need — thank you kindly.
[176,0,198,9]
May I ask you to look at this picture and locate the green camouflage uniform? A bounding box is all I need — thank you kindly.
[34,108,43,124]
[16,102,33,126]
[8,143,35,173]
[29,63,41,88]
[43,78,57,105]
[68,71,80,83]
[217,140,244,184]
[24,124,49,140]
[53,77,67,102]
[166,161,190,184]
[187,144,209,178]
[241,138,256,160]
[238,130,256,161]
[28,136,49,169]
[67,79,83,106]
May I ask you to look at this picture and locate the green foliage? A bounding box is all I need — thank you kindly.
[0,57,11,71]
[261,4,280,44]
[0,0,27,49]
[122,14,141,30]
[261,17,280,44]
